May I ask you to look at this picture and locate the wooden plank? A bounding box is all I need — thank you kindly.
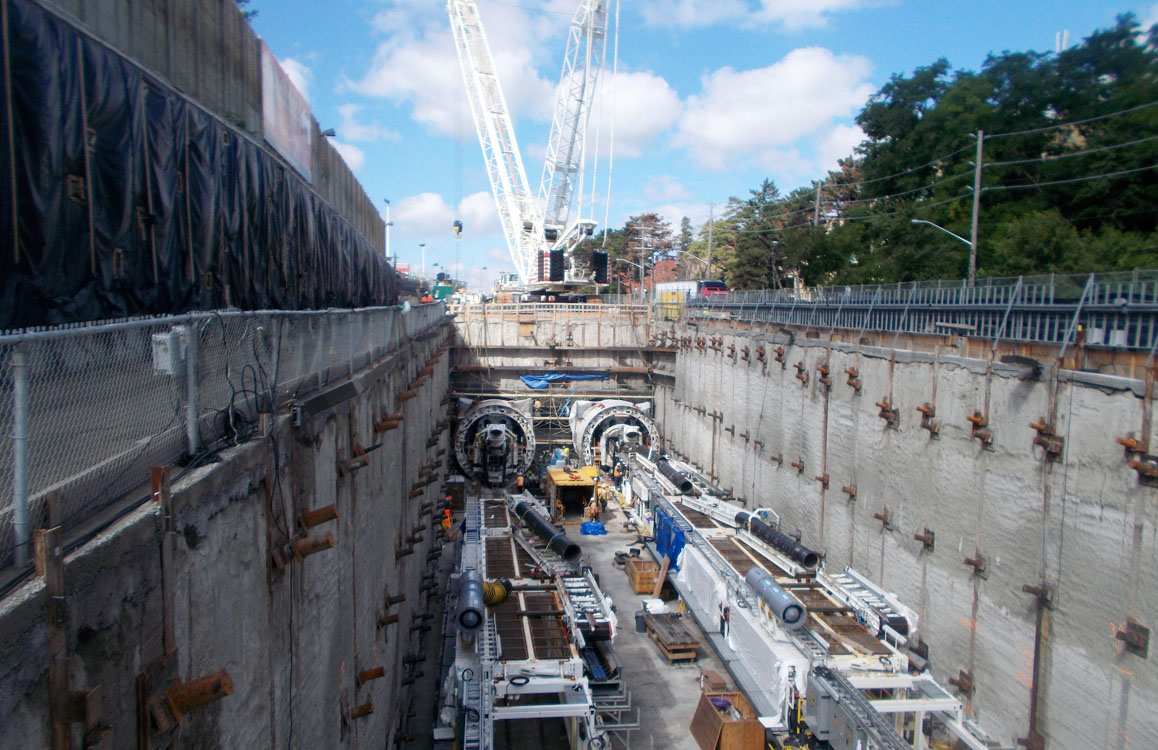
[649,632,698,663]
[651,554,670,598]
[643,614,700,648]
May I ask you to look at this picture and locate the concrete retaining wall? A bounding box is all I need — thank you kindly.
[657,321,1157,749]
[0,319,453,747]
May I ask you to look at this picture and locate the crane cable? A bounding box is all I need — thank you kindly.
[601,0,620,249]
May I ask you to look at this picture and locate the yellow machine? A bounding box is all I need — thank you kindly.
[544,466,598,522]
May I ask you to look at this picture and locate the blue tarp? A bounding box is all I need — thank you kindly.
[580,521,607,535]
[653,509,686,571]
[519,372,609,390]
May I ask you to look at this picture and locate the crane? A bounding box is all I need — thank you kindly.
[448,0,610,289]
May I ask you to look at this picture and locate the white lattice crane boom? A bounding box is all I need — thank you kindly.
[448,0,609,288]
[448,0,540,283]
[538,1,607,231]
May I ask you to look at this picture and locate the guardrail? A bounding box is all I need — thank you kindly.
[0,303,445,571]
[685,270,1158,350]
[450,302,651,316]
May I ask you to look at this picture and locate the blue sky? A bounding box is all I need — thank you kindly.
[249,0,1151,289]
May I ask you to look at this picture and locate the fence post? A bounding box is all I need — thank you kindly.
[185,323,200,456]
[12,344,28,567]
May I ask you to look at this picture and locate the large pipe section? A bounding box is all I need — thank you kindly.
[745,568,808,630]
[457,571,486,633]
[656,459,694,494]
[513,501,581,562]
[736,512,820,569]
[634,447,695,495]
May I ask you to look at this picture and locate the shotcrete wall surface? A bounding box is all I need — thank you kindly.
[657,321,1157,749]
[0,318,454,748]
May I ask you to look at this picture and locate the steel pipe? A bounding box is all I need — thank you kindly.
[512,501,581,562]
[736,512,820,569]
[745,567,808,630]
[457,570,486,633]
[655,459,694,494]
[633,447,695,494]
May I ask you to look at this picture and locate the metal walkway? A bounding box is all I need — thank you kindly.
[685,270,1158,351]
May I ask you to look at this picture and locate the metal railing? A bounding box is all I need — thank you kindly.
[684,270,1158,350]
[0,303,446,569]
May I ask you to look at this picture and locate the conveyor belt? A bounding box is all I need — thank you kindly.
[674,503,718,528]
[484,536,536,579]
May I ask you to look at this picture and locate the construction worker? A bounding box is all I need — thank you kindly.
[442,508,456,541]
[420,291,434,303]
[585,495,601,523]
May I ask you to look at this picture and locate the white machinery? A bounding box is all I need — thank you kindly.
[568,399,657,469]
[454,399,536,487]
[448,0,610,289]
[626,452,1002,750]
[441,491,621,750]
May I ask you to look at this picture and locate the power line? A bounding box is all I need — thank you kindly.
[982,163,1157,192]
[840,168,973,206]
[842,193,973,223]
[985,99,1158,140]
[846,143,974,187]
[985,133,1158,168]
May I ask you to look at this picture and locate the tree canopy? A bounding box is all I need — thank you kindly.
[609,14,1158,289]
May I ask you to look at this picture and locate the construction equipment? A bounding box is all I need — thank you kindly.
[448,0,610,289]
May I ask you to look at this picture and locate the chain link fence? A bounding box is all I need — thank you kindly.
[0,303,445,570]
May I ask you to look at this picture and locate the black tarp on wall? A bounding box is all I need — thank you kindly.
[0,0,398,329]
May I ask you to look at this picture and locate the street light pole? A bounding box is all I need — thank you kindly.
[419,243,426,277]
[671,249,710,278]
[383,198,392,262]
[910,219,971,247]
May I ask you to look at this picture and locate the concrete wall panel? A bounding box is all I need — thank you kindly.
[658,320,1158,749]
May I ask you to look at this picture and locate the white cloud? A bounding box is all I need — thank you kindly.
[641,0,880,29]
[486,246,512,266]
[674,47,874,171]
[649,202,704,233]
[337,104,400,142]
[643,175,693,202]
[640,0,749,28]
[459,191,501,236]
[349,3,563,135]
[279,57,313,104]
[815,123,865,172]
[395,192,455,235]
[755,0,876,31]
[594,71,683,158]
[393,191,503,238]
[331,141,365,172]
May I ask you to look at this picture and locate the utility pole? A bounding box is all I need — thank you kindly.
[706,202,714,279]
[969,131,984,286]
[813,180,823,226]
